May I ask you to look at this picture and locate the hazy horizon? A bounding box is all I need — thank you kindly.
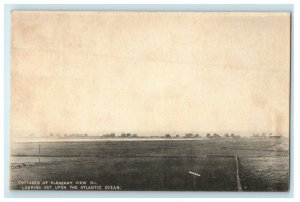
[11,130,287,138]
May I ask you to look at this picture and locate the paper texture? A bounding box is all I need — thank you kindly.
[10,11,290,191]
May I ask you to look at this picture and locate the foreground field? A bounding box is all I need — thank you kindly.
[10,138,289,191]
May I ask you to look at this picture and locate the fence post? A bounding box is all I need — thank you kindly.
[235,155,242,191]
[38,144,40,163]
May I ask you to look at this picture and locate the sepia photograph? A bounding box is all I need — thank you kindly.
[10,11,290,192]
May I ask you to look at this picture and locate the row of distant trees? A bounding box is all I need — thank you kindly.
[207,133,240,138]
[48,133,140,138]
[47,132,241,138]
[252,133,282,138]
[45,132,280,139]
[163,133,240,138]
[49,133,88,137]
[101,133,138,138]
[121,133,138,137]
[164,133,199,138]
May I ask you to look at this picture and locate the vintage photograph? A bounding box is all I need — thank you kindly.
[10,11,290,191]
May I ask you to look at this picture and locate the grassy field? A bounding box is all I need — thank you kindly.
[10,138,289,191]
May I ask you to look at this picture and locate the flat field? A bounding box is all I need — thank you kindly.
[10,138,289,191]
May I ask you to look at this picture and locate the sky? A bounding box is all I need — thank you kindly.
[10,12,290,138]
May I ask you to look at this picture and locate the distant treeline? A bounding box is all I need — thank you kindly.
[252,133,282,138]
[44,132,282,139]
[48,133,88,138]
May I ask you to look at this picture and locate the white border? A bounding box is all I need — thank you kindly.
[1,0,299,201]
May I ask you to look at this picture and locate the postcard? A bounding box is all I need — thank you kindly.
[10,11,290,191]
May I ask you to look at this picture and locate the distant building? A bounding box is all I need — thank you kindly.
[185,133,193,138]
[102,133,115,138]
[165,134,171,138]
[269,135,281,139]
[269,133,282,139]
[213,133,220,138]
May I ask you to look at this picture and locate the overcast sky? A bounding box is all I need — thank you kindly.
[11,12,290,137]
